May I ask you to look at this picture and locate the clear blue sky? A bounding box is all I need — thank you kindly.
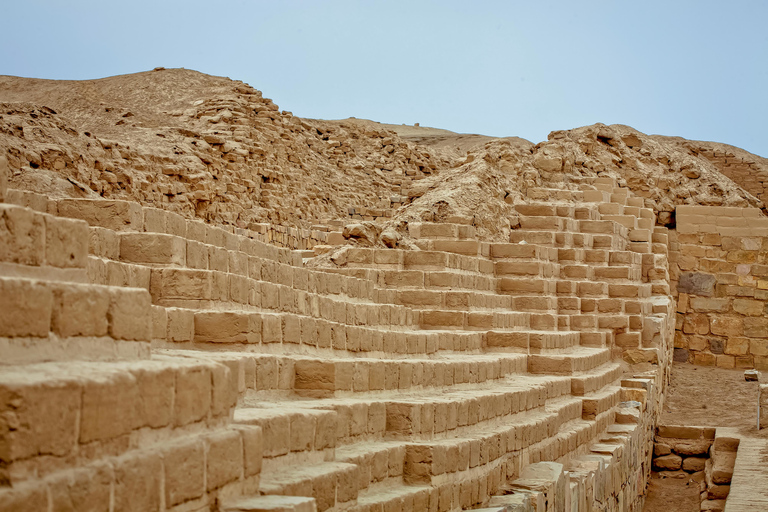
[3,1,767,156]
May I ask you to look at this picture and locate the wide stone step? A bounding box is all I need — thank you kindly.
[0,276,152,364]
[394,289,511,310]
[292,353,527,397]
[483,330,580,353]
[518,215,577,232]
[0,202,88,272]
[221,495,317,512]
[0,356,241,486]
[571,361,623,395]
[188,309,462,355]
[256,461,359,512]
[233,406,338,462]
[527,347,611,375]
[417,309,530,331]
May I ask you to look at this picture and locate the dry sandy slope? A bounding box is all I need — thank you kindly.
[1,68,766,243]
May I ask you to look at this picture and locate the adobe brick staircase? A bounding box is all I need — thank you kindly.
[0,173,672,511]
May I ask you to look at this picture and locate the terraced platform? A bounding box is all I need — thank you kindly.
[0,174,674,511]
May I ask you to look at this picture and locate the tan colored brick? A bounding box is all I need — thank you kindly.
[710,316,742,337]
[195,311,257,343]
[80,371,140,443]
[0,204,45,265]
[120,232,186,266]
[88,226,120,259]
[163,438,205,506]
[0,373,80,461]
[725,337,750,356]
[235,425,263,477]
[129,363,174,428]
[108,288,152,341]
[733,298,764,316]
[0,277,52,337]
[745,317,768,338]
[683,313,709,335]
[206,429,243,491]
[166,307,194,342]
[49,461,112,512]
[45,215,88,268]
[57,199,143,232]
[689,297,729,313]
[174,365,211,426]
[112,450,162,512]
[51,283,110,337]
[0,154,7,202]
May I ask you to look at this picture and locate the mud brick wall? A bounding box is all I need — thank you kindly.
[671,205,768,369]
[695,147,768,204]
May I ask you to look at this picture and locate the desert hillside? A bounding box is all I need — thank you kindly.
[1,68,766,245]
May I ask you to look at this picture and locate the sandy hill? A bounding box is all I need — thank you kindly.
[1,68,766,245]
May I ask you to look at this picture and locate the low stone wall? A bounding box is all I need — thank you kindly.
[671,206,768,369]
[651,426,739,512]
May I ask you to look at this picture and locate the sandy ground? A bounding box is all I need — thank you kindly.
[661,362,764,437]
[643,475,701,512]
[643,362,764,512]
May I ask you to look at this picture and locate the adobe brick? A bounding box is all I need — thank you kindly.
[163,437,205,505]
[206,429,243,491]
[0,277,52,338]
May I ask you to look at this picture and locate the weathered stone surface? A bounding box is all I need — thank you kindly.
[678,272,717,297]
[653,454,682,470]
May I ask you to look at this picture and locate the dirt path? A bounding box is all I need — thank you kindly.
[643,362,764,512]
[661,362,764,437]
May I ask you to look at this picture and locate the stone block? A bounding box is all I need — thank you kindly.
[235,425,263,477]
[89,226,120,259]
[50,463,113,511]
[689,298,729,313]
[0,154,7,202]
[120,232,186,266]
[0,372,81,461]
[166,307,195,342]
[683,313,709,335]
[57,199,143,231]
[80,370,141,445]
[682,457,706,472]
[45,215,88,268]
[206,429,243,491]
[709,316,742,337]
[163,437,205,506]
[744,317,768,338]
[108,288,152,341]
[725,337,750,356]
[733,298,764,316]
[195,311,256,343]
[142,207,167,233]
[0,277,52,337]
[673,348,688,363]
[750,339,768,356]
[174,364,212,426]
[112,450,162,512]
[129,363,174,428]
[150,268,212,302]
[653,454,682,470]
[0,204,45,265]
[693,352,717,366]
[223,496,317,512]
[51,283,110,337]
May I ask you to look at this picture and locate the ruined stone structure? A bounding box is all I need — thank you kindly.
[1,69,767,512]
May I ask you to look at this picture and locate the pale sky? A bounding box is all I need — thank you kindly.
[3,0,767,157]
